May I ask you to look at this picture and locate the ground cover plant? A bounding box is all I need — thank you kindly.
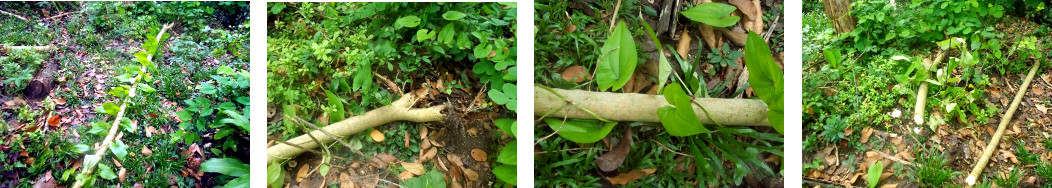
[803,0,1052,186]
[0,2,249,187]
[534,0,784,186]
[265,2,517,187]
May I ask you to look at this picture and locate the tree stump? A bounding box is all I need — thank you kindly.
[822,0,856,34]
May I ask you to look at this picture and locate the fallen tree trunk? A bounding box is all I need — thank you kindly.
[534,86,770,126]
[267,92,446,164]
[24,61,56,99]
[913,50,946,125]
[966,61,1039,185]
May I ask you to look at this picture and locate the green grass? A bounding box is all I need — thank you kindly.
[913,147,960,187]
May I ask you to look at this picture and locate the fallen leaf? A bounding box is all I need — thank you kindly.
[142,146,153,157]
[146,126,156,138]
[398,171,415,180]
[462,166,479,181]
[860,126,874,143]
[32,170,56,188]
[118,167,127,182]
[467,127,478,137]
[340,173,355,188]
[470,149,487,162]
[47,116,61,127]
[297,164,310,183]
[404,132,410,148]
[375,153,398,163]
[402,162,425,175]
[596,126,632,173]
[560,66,591,83]
[1037,104,1048,114]
[370,129,385,142]
[676,30,692,58]
[50,98,66,106]
[608,168,657,185]
[421,147,438,162]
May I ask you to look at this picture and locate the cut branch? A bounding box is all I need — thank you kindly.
[966,61,1039,185]
[267,92,446,164]
[0,9,29,22]
[534,86,770,126]
[72,23,174,188]
[913,50,946,125]
[1,45,56,52]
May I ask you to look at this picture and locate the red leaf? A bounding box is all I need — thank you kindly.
[47,116,61,127]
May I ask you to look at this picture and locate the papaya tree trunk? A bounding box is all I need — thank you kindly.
[535,86,770,126]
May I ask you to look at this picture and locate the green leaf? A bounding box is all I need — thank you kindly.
[641,18,672,93]
[110,140,128,161]
[439,24,456,44]
[267,163,284,188]
[493,164,516,185]
[542,118,617,143]
[497,141,517,165]
[395,16,421,28]
[138,83,156,93]
[596,21,637,91]
[176,110,192,122]
[681,3,741,27]
[353,63,372,91]
[74,144,91,153]
[201,158,250,177]
[415,29,436,41]
[270,3,285,14]
[744,31,784,134]
[657,84,710,136]
[442,11,467,20]
[867,161,884,188]
[99,102,120,116]
[200,82,217,94]
[220,175,250,188]
[325,90,345,122]
[98,163,117,180]
[822,49,841,68]
[405,169,446,188]
[494,118,516,137]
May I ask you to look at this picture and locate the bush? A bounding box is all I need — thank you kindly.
[0,49,45,94]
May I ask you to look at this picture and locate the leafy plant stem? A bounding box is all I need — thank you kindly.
[73,23,174,188]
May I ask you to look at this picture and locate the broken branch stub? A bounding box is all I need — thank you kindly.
[535,86,770,126]
[267,92,446,164]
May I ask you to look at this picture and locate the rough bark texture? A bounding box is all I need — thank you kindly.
[267,92,446,164]
[966,62,1039,185]
[535,86,770,126]
[24,61,56,99]
[822,0,856,34]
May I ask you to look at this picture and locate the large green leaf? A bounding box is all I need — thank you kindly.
[325,90,345,123]
[110,140,128,161]
[353,63,372,91]
[596,21,637,91]
[267,163,284,188]
[657,84,709,136]
[442,11,467,20]
[542,118,617,143]
[201,158,250,177]
[822,49,841,68]
[221,175,250,188]
[867,161,884,188]
[494,118,516,137]
[98,163,117,180]
[404,169,446,188]
[681,3,740,27]
[497,141,517,165]
[493,164,516,185]
[416,29,436,41]
[395,16,421,28]
[744,31,784,134]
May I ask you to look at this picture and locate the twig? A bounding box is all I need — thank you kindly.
[608,0,623,33]
[0,9,29,22]
[372,72,401,97]
[763,14,780,43]
[875,150,914,166]
[40,11,78,21]
[534,147,608,155]
[967,61,1039,185]
[460,82,487,118]
[534,107,572,145]
[651,140,694,158]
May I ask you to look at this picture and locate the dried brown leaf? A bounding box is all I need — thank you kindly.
[607,168,657,185]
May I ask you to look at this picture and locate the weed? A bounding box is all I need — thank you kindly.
[0,49,45,93]
[818,115,848,143]
[913,147,961,187]
[1015,140,1040,165]
[707,43,743,67]
[993,166,1025,188]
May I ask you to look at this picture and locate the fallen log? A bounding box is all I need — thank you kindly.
[966,61,1039,185]
[534,86,770,126]
[267,91,447,164]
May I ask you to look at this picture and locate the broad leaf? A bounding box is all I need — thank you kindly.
[267,163,284,188]
[353,63,372,91]
[98,163,117,180]
[596,21,637,91]
[744,31,784,134]
[416,29,436,41]
[443,11,467,20]
[201,158,250,177]
[325,90,345,123]
[110,140,128,161]
[867,161,884,188]
[221,175,250,188]
[395,16,421,28]
[823,49,841,68]
[542,118,617,143]
[404,169,446,188]
[497,141,517,165]
[657,84,710,136]
[641,18,672,93]
[493,164,516,185]
[681,3,741,27]
[494,118,516,137]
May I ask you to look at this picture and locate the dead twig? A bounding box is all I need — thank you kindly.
[40,11,78,21]
[373,72,402,97]
[0,9,29,22]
